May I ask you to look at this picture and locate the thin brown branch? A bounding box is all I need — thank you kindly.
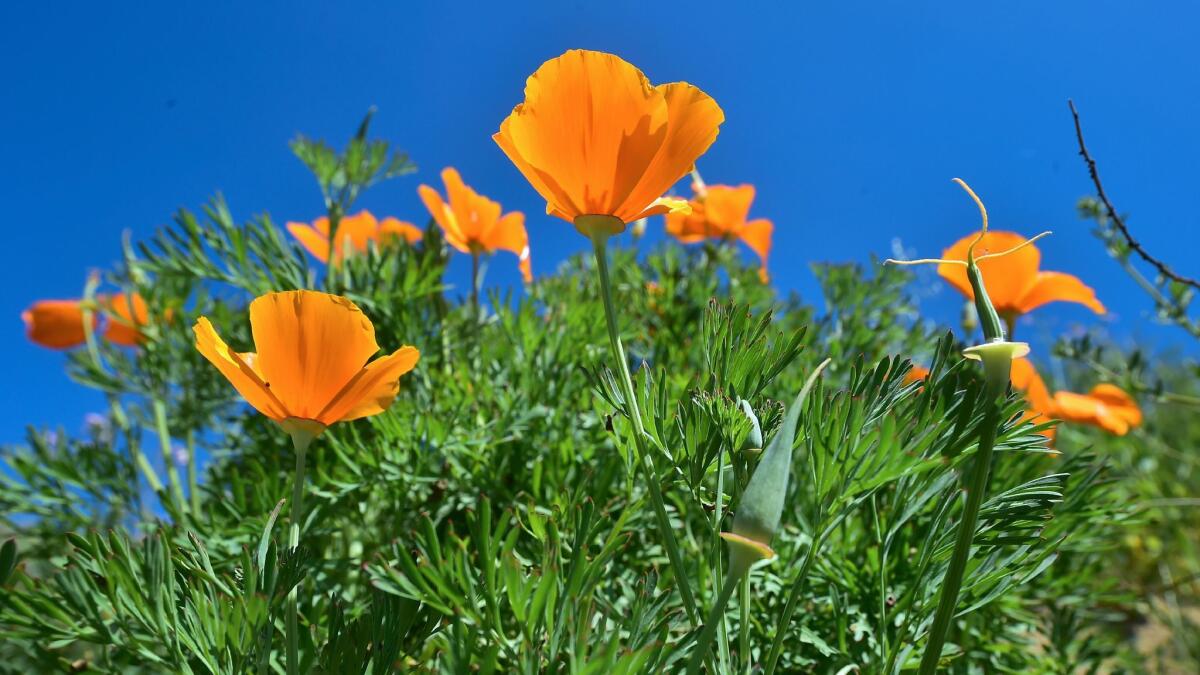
[1068,99,1200,290]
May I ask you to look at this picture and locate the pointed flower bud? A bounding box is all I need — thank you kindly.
[737,398,763,456]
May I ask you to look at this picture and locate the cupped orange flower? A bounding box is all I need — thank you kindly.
[1052,383,1142,436]
[418,167,532,282]
[193,290,419,433]
[937,231,1105,320]
[494,49,724,237]
[665,184,773,282]
[1010,357,1057,441]
[24,293,152,349]
[287,210,422,264]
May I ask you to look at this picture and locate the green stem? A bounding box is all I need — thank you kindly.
[739,572,751,674]
[152,398,187,514]
[763,530,826,674]
[687,567,744,675]
[186,430,200,516]
[286,432,312,675]
[471,249,481,318]
[917,392,1001,674]
[591,235,699,626]
[715,449,730,672]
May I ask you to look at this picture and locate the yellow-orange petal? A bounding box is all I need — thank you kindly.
[629,196,691,224]
[249,291,381,420]
[288,221,332,261]
[23,300,91,349]
[739,218,773,270]
[418,183,470,253]
[1053,390,1129,435]
[617,82,724,223]
[379,217,423,244]
[938,231,1041,314]
[1016,271,1106,315]
[103,293,149,346]
[1088,383,1142,428]
[328,211,381,261]
[903,364,931,386]
[194,317,289,420]
[704,184,756,232]
[317,346,420,423]
[482,212,532,283]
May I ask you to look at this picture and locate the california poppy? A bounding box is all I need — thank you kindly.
[937,231,1105,328]
[1010,357,1057,440]
[1053,383,1142,436]
[902,364,930,386]
[287,210,422,264]
[665,184,773,282]
[24,293,152,349]
[193,290,419,435]
[494,49,724,238]
[418,167,532,283]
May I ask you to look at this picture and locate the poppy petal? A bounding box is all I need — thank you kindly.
[1053,390,1130,435]
[249,291,380,419]
[739,218,773,269]
[194,318,288,420]
[102,293,149,347]
[23,300,91,349]
[483,212,532,283]
[317,346,420,423]
[938,231,1041,314]
[1017,271,1106,315]
[419,184,470,253]
[379,218,423,244]
[1088,383,1142,427]
[288,222,331,262]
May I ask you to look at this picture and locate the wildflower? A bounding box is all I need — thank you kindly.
[418,167,532,282]
[1010,357,1057,440]
[902,364,930,386]
[1053,383,1142,436]
[23,293,151,349]
[193,289,419,437]
[494,49,724,239]
[665,184,773,282]
[937,230,1105,330]
[287,210,421,264]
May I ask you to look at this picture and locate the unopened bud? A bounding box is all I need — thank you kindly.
[738,399,763,456]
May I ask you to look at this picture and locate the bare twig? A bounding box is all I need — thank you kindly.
[1068,99,1200,290]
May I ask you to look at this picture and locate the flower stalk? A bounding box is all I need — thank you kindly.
[283,423,317,675]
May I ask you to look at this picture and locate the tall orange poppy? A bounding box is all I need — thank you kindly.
[418,168,532,283]
[665,184,773,282]
[1053,384,1142,436]
[24,293,152,349]
[193,290,419,435]
[494,49,725,238]
[937,231,1105,325]
[287,210,422,263]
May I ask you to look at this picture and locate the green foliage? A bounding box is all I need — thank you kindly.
[1,124,1194,673]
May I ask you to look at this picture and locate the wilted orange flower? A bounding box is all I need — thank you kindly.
[24,293,151,349]
[1010,357,1057,441]
[665,184,773,282]
[194,290,419,434]
[938,231,1105,322]
[1053,383,1142,436]
[418,167,532,282]
[287,210,422,263]
[494,49,724,237]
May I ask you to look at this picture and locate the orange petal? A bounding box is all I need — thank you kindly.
[618,82,723,222]
[103,293,149,346]
[23,299,92,349]
[317,346,420,423]
[193,317,288,420]
[1053,390,1130,435]
[628,196,690,223]
[1088,383,1142,428]
[249,291,381,420]
[443,167,502,244]
[938,231,1040,314]
[419,183,470,253]
[482,212,532,283]
[328,211,381,261]
[379,218,423,244]
[703,184,756,233]
[1010,357,1055,415]
[288,222,331,262]
[739,218,773,271]
[1017,271,1106,315]
[902,364,930,386]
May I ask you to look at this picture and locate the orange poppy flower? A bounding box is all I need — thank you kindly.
[494,49,724,238]
[1053,383,1142,436]
[418,168,532,283]
[665,184,773,282]
[937,231,1105,322]
[24,293,152,349]
[1010,357,1057,440]
[193,290,419,434]
[287,210,422,263]
[902,364,930,386]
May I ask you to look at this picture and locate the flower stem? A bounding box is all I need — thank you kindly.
[152,398,187,514]
[471,250,481,317]
[687,565,745,675]
[286,431,313,675]
[763,529,826,674]
[590,234,699,626]
[917,389,1001,674]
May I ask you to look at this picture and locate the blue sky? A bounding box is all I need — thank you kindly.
[3,1,1199,443]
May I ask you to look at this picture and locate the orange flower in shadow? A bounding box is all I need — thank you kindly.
[937,231,1105,323]
[287,210,421,264]
[665,184,773,282]
[1053,384,1142,436]
[193,290,419,434]
[1010,357,1058,441]
[494,49,724,237]
[418,168,532,282]
[902,364,930,386]
[24,293,152,349]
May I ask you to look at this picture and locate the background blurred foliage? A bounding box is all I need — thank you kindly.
[1,122,1197,673]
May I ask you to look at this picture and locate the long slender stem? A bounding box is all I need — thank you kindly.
[591,235,699,626]
[714,448,730,672]
[286,432,312,675]
[152,398,187,514]
[739,572,751,674]
[687,568,744,675]
[471,250,481,317]
[186,430,199,516]
[763,529,827,674]
[917,394,1001,674]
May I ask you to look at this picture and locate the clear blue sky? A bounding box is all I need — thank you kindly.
[4,2,1199,443]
